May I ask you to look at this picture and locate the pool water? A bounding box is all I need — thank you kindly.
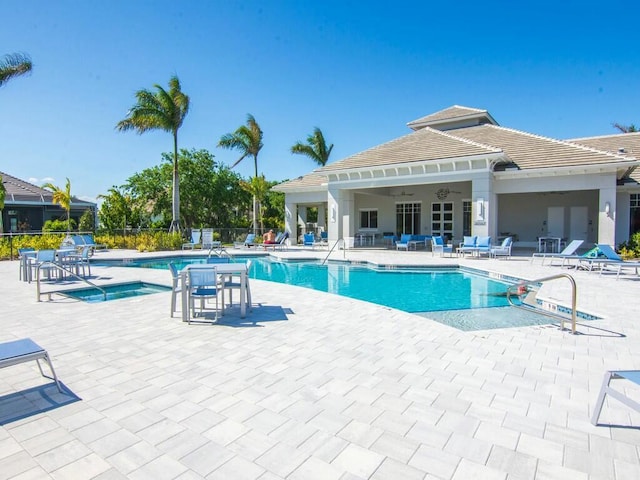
[61,282,170,303]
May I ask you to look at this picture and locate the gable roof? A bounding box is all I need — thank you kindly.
[566,132,640,183]
[407,105,498,131]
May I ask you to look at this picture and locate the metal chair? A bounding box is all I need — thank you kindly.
[592,370,640,426]
[186,267,222,323]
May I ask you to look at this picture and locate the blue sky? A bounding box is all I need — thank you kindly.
[1,0,639,204]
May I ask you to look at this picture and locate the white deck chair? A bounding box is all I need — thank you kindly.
[0,338,62,392]
[531,239,584,265]
[591,370,640,425]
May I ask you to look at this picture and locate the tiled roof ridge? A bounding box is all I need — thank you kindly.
[484,124,635,160]
[0,171,51,193]
[567,131,640,142]
[449,104,486,113]
[428,126,502,154]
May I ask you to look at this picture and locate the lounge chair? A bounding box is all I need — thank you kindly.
[579,244,640,278]
[182,229,202,250]
[201,228,222,250]
[531,239,584,266]
[262,231,289,251]
[80,234,107,252]
[0,338,62,392]
[591,370,640,426]
[490,237,513,259]
[234,233,256,249]
[431,236,453,257]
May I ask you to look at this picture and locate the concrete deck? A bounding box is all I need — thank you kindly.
[1,248,639,479]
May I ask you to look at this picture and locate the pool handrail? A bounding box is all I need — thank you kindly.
[36,261,107,302]
[321,238,346,265]
[506,273,577,334]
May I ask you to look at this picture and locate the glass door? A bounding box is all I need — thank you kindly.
[431,202,454,243]
[396,202,421,235]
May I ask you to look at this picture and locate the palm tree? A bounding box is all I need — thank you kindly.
[218,114,264,232]
[290,127,333,166]
[613,123,639,133]
[42,178,72,233]
[116,75,190,232]
[0,53,32,87]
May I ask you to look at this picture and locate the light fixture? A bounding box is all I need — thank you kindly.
[605,202,610,214]
[330,205,336,223]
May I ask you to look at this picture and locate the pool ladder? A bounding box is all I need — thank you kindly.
[35,261,107,302]
[505,273,577,334]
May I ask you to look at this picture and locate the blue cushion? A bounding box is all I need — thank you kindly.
[462,236,477,247]
[399,234,412,243]
[477,236,491,248]
[433,236,444,246]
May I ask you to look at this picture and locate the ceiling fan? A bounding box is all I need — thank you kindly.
[391,190,414,198]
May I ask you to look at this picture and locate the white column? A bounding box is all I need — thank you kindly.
[598,187,616,245]
[471,173,494,237]
[328,187,355,246]
[317,204,326,231]
[297,206,307,242]
[284,200,297,245]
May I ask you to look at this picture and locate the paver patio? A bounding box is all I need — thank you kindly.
[1,248,639,479]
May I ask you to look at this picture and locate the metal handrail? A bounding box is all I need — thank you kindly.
[321,238,345,265]
[506,273,577,334]
[207,244,232,260]
[36,261,107,302]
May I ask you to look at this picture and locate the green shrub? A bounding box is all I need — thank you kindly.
[0,234,66,260]
[43,218,76,232]
[619,231,640,259]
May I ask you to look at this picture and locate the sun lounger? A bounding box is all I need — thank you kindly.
[591,370,640,426]
[531,239,584,266]
[234,233,256,249]
[261,231,289,251]
[578,244,640,278]
[182,229,202,250]
[0,338,62,392]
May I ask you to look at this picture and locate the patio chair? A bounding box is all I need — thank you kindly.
[221,260,253,311]
[476,236,492,256]
[531,239,584,266]
[457,235,478,256]
[303,233,316,248]
[0,338,62,393]
[234,233,256,249]
[591,370,640,426]
[18,247,35,281]
[431,236,453,257]
[490,237,513,259]
[396,234,413,251]
[201,228,222,250]
[80,234,107,252]
[168,262,181,318]
[182,229,202,250]
[30,249,58,283]
[64,246,92,277]
[262,231,289,251]
[580,244,640,278]
[186,267,223,323]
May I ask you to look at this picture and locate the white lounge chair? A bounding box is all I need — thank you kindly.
[591,370,640,426]
[182,229,202,250]
[531,239,584,266]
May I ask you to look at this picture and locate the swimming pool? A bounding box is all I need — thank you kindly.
[94,255,569,330]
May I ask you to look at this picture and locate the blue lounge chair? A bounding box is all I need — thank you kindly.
[431,236,453,257]
[182,229,202,250]
[592,370,640,426]
[395,234,413,251]
[234,233,256,249]
[303,233,316,248]
[579,244,640,278]
[262,231,289,251]
[457,235,477,256]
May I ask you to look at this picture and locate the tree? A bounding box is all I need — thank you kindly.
[116,75,190,233]
[290,127,333,166]
[239,175,270,231]
[0,53,32,87]
[218,114,264,232]
[613,123,639,133]
[42,178,73,233]
[98,187,141,231]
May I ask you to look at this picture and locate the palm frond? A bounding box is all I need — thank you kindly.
[0,52,33,87]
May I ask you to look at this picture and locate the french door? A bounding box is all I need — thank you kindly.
[396,202,421,235]
[431,202,454,242]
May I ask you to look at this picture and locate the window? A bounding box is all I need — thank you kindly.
[462,200,472,237]
[360,209,378,229]
[631,194,640,236]
[396,202,421,235]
